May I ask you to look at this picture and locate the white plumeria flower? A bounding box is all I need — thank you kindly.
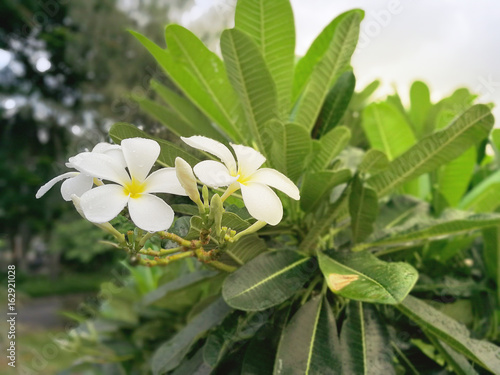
[181,136,300,225]
[36,142,125,201]
[68,137,187,232]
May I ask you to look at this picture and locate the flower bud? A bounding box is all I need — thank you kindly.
[175,157,200,204]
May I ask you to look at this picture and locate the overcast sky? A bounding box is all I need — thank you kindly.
[183,0,500,120]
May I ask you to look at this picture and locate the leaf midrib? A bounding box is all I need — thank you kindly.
[231,256,310,298]
[376,110,491,196]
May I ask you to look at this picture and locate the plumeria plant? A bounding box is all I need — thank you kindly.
[40,0,500,374]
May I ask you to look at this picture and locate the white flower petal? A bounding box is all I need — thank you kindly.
[92,143,126,169]
[181,136,237,175]
[193,160,237,188]
[249,168,300,200]
[240,182,283,225]
[91,142,116,153]
[175,157,199,201]
[143,167,187,196]
[36,172,79,199]
[121,138,160,182]
[128,194,175,232]
[61,173,94,201]
[231,143,266,177]
[80,184,129,223]
[69,152,130,185]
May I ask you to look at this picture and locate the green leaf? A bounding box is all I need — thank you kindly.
[141,270,218,306]
[300,169,351,212]
[460,169,500,212]
[266,122,312,181]
[481,226,500,302]
[151,297,231,374]
[349,176,379,244]
[129,29,243,142]
[409,81,432,137]
[318,251,418,304]
[314,70,356,137]
[357,211,500,251]
[397,295,500,374]
[293,11,362,130]
[221,28,279,155]
[274,296,341,375]
[224,235,267,266]
[341,302,395,375]
[292,9,364,103]
[241,329,277,374]
[222,250,315,311]
[203,312,266,369]
[235,0,295,114]
[436,147,476,208]
[362,102,416,161]
[368,104,494,197]
[426,335,480,375]
[309,126,351,172]
[109,122,199,167]
[135,97,198,138]
[358,149,389,174]
[171,349,212,375]
[150,80,226,142]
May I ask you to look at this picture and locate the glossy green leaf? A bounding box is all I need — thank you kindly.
[222,250,315,311]
[203,312,266,369]
[318,251,418,304]
[397,296,500,374]
[481,226,500,301]
[362,102,416,161]
[292,9,364,103]
[136,97,197,138]
[164,25,246,141]
[436,147,476,208]
[358,149,389,174]
[368,104,494,197]
[141,270,218,306]
[294,11,362,130]
[341,302,395,375]
[109,122,199,167]
[349,176,379,244]
[409,80,432,137]
[150,80,226,142]
[314,70,355,137]
[274,296,341,375]
[224,235,267,266]
[171,349,211,375]
[300,169,351,212]
[357,211,500,251]
[151,298,231,374]
[266,122,312,181]
[221,28,279,155]
[309,126,351,172]
[241,329,277,375]
[129,29,243,142]
[235,0,295,114]
[460,169,500,212]
[426,335,479,375]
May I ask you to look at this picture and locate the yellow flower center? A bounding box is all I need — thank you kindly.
[123,178,146,199]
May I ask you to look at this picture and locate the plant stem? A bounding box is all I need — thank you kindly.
[207,261,236,273]
[138,232,155,248]
[233,220,267,241]
[158,231,201,248]
[139,250,194,267]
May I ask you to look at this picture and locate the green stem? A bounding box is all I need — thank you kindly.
[138,232,155,248]
[139,250,194,267]
[232,220,267,241]
[300,275,323,305]
[207,261,236,273]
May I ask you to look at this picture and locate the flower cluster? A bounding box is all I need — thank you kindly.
[37,136,300,232]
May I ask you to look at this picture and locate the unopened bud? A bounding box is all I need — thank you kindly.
[175,157,200,204]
